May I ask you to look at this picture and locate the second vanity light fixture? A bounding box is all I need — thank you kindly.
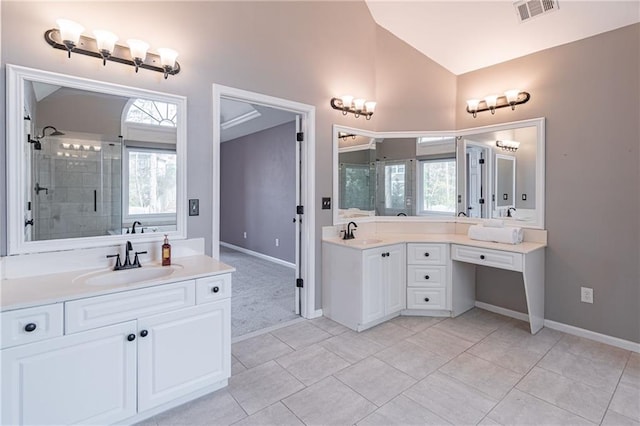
[466,89,530,118]
[331,96,376,120]
[496,140,520,152]
[45,19,181,79]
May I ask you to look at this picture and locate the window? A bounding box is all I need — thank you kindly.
[417,158,456,215]
[125,99,177,128]
[124,147,177,222]
[384,163,406,210]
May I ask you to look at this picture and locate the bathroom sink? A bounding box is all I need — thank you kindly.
[78,265,182,286]
[348,238,383,245]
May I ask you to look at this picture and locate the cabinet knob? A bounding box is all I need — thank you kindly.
[424,297,430,302]
[127,334,136,342]
[424,252,430,257]
[24,323,37,332]
[212,286,220,293]
[424,275,430,280]
[140,330,148,338]
[381,253,386,258]
[386,252,390,257]
[480,255,486,260]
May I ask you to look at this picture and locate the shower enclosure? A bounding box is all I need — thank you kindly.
[29,132,123,241]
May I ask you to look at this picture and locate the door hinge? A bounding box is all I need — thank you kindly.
[479,198,485,204]
[296,278,304,288]
[296,205,304,215]
[478,158,485,164]
[296,132,304,142]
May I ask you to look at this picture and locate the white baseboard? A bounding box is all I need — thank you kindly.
[231,317,305,343]
[475,301,640,353]
[307,309,323,319]
[220,241,295,269]
[544,319,640,353]
[475,301,530,322]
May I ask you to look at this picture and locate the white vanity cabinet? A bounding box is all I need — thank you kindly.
[406,243,451,311]
[1,274,232,426]
[322,242,406,331]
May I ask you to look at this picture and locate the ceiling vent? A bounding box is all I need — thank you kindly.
[514,0,559,23]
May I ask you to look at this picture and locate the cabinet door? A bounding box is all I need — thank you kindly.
[1,321,137,426]
[362,249,385,324]
[385,244,406,314]
[137,300,230,412]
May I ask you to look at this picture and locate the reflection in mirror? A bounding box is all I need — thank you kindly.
[6,65,186,254]
[458,118,544,227]
[334,126,457,222]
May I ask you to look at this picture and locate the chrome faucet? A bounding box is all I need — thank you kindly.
[343,221,358,240]
[507,207,517,217]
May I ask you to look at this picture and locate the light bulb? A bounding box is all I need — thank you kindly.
[93,30,118,65]
[127,39,149,72]
[466,99,480,111]
[484,95,499,114]
[340,95,354,109]
[158,48,179,79]
[353,98,366,111]
[364,101,376,114]
[56,19,85,57]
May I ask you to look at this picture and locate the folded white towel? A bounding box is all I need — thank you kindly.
[484,219,505,228]
[468,224,524,244]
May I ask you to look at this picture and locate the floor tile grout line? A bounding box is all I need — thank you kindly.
[599,350,634,424]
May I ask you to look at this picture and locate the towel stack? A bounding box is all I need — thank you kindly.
[467,222,524,244]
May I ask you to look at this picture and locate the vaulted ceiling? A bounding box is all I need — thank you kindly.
[365,0,640,75]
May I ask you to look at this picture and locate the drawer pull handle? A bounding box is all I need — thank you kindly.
[382,253,390,258]
[127,334,136,342]
[140,330,149,338]
[480,255,486,260]
[212,286,220,293]
[24,323,37,332]
[424,297,430,302]
[424,252,430,257]
[424,275,430,280]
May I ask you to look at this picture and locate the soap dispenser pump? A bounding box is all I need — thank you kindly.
[162,234,171,266]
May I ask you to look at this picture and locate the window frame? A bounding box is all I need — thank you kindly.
[416,156,457,216]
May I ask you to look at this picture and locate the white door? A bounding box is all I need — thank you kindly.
[137,301,230,411]
[1,321,137,426]
[385,244,406,314]
[362,248,385,324]
[466,145,487,218]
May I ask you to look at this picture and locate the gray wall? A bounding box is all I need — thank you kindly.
[457,24,640,343]
[220,121,296,263]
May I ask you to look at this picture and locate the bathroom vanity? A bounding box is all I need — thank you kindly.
[322,222,546,333]
[0,255,233,425]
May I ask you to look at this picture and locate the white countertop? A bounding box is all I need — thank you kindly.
[0,255,235,312]
[323,233,546,254]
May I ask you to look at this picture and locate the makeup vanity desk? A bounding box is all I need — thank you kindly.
[322,224,547,334]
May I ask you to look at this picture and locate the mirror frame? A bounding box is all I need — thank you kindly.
[6,64,188,254]
[332,125,457,225]
[333,117,545,228]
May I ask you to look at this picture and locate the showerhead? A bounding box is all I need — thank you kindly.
[39,126,65,138]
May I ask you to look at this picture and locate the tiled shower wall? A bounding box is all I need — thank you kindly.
[32,139,121,241]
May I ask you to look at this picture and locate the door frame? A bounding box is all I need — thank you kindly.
[211,84,317,319]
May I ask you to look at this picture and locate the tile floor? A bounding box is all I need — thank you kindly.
[140,309,640,425]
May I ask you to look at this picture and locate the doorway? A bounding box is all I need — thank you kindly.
[212,85,317,338]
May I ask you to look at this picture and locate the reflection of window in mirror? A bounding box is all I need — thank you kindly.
[122,98,178,228]
[417,158,456,215]
[384,163,406,210]
[340,163,373,211]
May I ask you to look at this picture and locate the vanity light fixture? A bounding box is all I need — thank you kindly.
[496,140,520,152]
[45,20,181,79]
[338,132,357,141]
[466,90,530,117]
[331,96,376,120]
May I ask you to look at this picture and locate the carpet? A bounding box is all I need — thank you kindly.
[219,245,299,337]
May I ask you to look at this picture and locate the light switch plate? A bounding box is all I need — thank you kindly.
[189,199,199,216]
[322,197,331,210]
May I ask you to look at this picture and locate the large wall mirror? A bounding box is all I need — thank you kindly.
[333,118,545,228]
[6,65,187,254]
[333,126,457,222]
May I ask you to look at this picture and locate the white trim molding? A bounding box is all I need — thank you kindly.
[219,242,295,269]
[212,84,316,320]
[476,301,640,353]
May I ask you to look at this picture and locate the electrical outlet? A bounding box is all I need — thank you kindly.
[581,287,594,304]
[243,232,247,239]
[522,194,527,201]
[275,238,279,247]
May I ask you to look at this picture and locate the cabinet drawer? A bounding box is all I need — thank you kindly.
[196,274,232,304]
[407,288,446,310]
[65,281,195,334]
[1,303,63,349]
[407,243,448,265]
[407,265,446,287]
[451,244,523,272]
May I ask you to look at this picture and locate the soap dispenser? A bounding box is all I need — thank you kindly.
[162,234,171,266]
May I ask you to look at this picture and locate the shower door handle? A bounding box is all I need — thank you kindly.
[25,219,34,227]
